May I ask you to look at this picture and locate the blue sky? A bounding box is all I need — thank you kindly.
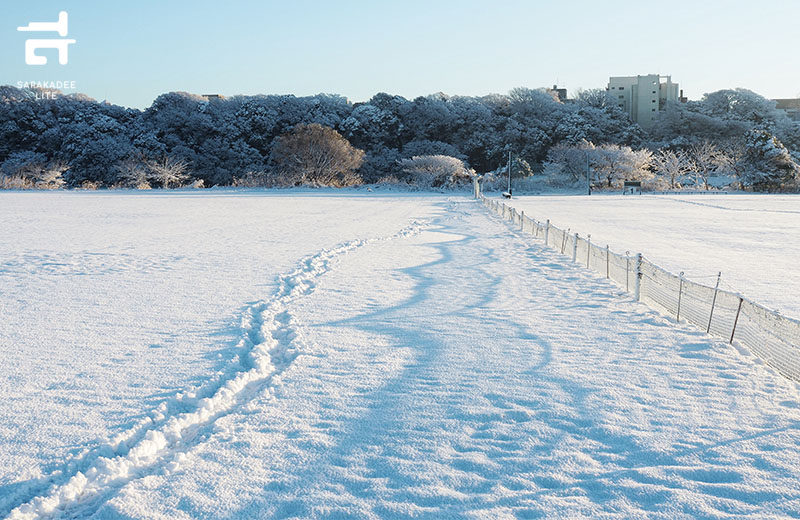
[1,0,798,108]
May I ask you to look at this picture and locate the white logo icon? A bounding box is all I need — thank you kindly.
[17,11,76,65]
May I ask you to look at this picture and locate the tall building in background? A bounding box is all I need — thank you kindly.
[773,98,800,121]
[607,75,681,129]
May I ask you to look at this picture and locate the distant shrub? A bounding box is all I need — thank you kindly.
[0,151,67,190]
[399,155,473,188]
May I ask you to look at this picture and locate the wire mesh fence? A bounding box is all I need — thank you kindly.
[480,195,800,383]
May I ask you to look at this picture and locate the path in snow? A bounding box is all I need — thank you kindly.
[70,199,800,519]
[5,221,426,519]
[0,191,437,517]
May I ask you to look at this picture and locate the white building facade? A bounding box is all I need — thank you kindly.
[607,75,680,129]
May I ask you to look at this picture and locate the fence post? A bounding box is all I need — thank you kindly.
[677,272,684,322]
[634,253,642,301]
[561,228,569,254]
[572,233,578,263]
[606,245,610,279]
[625,251,630,292]
[520,210,525,231]
[706,272,722,334]
[544,219,550,246]
[730,297,744,344]
[586,235,591,268]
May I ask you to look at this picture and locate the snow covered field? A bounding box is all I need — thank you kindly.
[1,191,799,519]
[501,194,800,318]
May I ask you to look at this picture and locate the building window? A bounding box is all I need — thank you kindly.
[652,90,656,94]
[619,95,624,99]
[652,99,656,103]
[619,86,625,90]
[652,108,656,111]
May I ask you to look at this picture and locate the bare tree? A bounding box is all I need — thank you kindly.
[652,149,691,188]
[146,156,190,189]
[271,124,364,187]
[688,141,731,190]
[593,144,652,188]
[116,154,152,189]
[574,88,614,109]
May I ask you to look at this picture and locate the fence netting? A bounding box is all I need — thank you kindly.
[481,195,800,383]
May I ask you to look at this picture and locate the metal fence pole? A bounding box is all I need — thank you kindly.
[606,245,610,279]
[520,210,525,231]
[572,233,578,263]
[706,272,722,334]
[677,271,684,322]
[625,251,630,292]
[586,235,591,268]
[634,253,642,301]
[730,297,744,344]
[544,219,550,246]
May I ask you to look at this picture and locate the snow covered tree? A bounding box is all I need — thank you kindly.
[739,130,800,192]
[573,88,613,109]
[115,153,152,189]
[270,123,364,187]
[593,144,652,189]
[652,149,691,188]
[687,141,731,190]
[542,141,593,187]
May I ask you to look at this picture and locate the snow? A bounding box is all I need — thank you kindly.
[501,193,800,318]
[1,191,799,519]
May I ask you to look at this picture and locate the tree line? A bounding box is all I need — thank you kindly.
[0,85,798,191]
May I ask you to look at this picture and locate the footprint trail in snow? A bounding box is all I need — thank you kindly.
[6,220,427,520]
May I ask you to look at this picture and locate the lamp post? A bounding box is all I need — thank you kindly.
[586,150,591,195]
[507,150,512,197]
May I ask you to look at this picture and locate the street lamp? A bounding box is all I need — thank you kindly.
[503,150,512,199]
[586,150,592,195]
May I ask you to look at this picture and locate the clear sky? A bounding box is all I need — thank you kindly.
[1,0,798,109]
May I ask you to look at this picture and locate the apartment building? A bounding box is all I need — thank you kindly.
[607,75,680,129]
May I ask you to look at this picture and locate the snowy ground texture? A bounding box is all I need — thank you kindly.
[1,190,799,519]
[500,193,800,318]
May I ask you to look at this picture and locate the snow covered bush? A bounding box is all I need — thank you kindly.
[146,156,191,189]
[0,151,67,189]
[231,170,272,188]
[399,155,472,188]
